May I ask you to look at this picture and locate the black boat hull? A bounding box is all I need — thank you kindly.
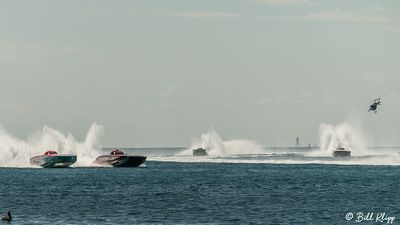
[193,148,208,156]
[332,150,351,157]
[95,155,146,167]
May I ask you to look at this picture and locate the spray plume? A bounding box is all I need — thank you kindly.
[0,123,104,167]
[181,127,264,155]
[316,122,367,156]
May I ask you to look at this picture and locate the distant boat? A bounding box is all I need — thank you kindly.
[332,147,351,157]
[95,149,146,167]
[193,148,208,156]
[30,150,77,168]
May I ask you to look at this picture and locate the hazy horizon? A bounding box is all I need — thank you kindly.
[0,0,399,147]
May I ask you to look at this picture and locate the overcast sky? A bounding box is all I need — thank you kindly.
[0,0,399,147]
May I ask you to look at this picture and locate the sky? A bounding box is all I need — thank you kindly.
[0,0,399,147]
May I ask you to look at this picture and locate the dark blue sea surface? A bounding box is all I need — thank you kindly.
[0,162,399,224]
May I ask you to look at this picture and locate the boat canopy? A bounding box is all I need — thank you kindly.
[44,150,58,155]
[110,149,126,155]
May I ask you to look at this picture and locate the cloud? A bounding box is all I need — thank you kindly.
[256,0,311,5]
[0,41,96,64]
[159,86,177,97]
[363,74,383,86]
[64,92,80,102]
[386,93,400,104]
[384,26,400,33]
[255,92,312,105]
[0,101,32,113]
[255,95,293,105]
[369,6,390,14]
[304,9,391,23]
[322,92,340,105]
[171,11,239,19]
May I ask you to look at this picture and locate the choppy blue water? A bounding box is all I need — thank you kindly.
[1,161,399,225]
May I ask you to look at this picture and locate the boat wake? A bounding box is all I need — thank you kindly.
[149,152,400,166]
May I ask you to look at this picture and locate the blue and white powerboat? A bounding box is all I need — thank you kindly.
[30,150,77,168]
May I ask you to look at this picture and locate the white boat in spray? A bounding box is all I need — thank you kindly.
[95,149,146,167]
[332,147,351,157]
[192,148,208,156]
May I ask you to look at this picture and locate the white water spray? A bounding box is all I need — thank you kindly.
[180,128,264,155]
[0,123,104,167]
[315,122,368,156]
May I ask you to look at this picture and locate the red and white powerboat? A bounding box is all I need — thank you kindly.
[95,149,146,167]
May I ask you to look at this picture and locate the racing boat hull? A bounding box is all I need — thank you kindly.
[332,147,351,157]
[193,148,208,156]
[95,155,146,167]
[30,155,77,168]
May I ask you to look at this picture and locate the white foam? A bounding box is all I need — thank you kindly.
[308,122,369,157]
[149,153,400,166]
[0,123,103,167]
[178,127,264,156]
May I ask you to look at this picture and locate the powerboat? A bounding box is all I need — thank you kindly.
[193,148,208,156]
[95,149,146,167]
[30,150,77,168]
[332,147,351,157]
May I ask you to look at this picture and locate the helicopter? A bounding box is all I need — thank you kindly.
[368,98,382,113]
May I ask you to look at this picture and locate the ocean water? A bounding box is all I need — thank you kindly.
[1,150,400,225]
